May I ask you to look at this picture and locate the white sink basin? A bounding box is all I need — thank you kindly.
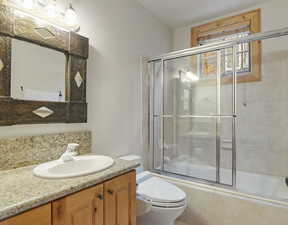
[33,155,114,179]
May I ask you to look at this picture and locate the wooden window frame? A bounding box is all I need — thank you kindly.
[191,9,262,83]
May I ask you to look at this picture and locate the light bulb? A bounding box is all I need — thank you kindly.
[64,3,79,27]
[46,0,57,18]
[22,0,35,9]
[186,71,199,82]
[182,71,199,83]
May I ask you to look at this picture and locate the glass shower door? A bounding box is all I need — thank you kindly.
[162,53,218,182]
[151,48,235,185]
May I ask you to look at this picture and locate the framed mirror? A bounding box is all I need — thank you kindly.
[11,38,66,102]
[0,3,89,126]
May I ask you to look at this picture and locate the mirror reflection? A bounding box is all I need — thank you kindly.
[11,39,66,102]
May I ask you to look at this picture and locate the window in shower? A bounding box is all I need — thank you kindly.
[191,9,261,83]
[199,32,251,77]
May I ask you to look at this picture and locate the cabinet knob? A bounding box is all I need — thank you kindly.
[97,194,104,200]
[107,189,114,195]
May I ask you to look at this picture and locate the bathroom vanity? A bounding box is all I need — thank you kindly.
[0,158,138,225]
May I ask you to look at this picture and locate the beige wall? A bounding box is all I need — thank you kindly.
[76,0,172,157]
[0,0,172,159]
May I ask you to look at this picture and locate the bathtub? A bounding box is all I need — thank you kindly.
[162,159,288,202]
[149,168,288,225]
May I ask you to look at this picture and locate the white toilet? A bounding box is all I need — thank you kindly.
[119,155,187,225]
[136,171,187,225]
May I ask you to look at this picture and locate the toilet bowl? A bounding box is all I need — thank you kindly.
[136,171,187,225]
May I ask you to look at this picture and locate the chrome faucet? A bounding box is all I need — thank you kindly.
[60,143,79,162]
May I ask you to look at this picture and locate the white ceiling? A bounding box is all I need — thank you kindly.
[137,0,269,27]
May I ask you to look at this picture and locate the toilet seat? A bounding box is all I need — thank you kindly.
[137,194,186,208]
[137,172,186,208]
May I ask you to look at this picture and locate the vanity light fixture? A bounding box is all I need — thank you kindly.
[64,3,79,29]
[46,0,57,18]
[7,0,80,32]
[179,70,199,83]
[22,0,35,9]
[185,71,199,82]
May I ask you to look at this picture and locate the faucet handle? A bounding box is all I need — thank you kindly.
[66,143,79,155]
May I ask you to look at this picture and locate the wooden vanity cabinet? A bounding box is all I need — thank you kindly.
[0,171,136,225]
[0,204,51,225]
[53,170,136,225]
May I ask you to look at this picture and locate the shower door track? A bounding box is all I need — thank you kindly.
[151,168,235,189]
[154,115,236,118]
[148,27,288,62]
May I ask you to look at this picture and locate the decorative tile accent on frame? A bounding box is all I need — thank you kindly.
[74,71,83,88]
[34,27,56,40]
[32,106,54,118]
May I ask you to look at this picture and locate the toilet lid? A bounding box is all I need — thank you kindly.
[137,174,186,203]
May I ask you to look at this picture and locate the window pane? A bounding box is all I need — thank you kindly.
[226,54,233,72]
[221,47,233,116]
[243,52,250,69]
[244,42,250,51]
[200,31,252,76]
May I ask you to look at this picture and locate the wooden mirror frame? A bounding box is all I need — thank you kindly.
[0,3,89,126]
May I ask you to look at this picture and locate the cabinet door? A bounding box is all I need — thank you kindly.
[53,184,104,225]
[0,204,51,225]
[104,171,136,225]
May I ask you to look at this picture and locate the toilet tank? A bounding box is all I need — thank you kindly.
[119,155,143,173]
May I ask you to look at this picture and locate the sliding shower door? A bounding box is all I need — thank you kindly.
[151,47,236,186]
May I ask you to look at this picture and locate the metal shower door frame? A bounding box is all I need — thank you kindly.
[149,47,239,187]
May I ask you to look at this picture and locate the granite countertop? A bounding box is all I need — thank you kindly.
[0,158,139,221]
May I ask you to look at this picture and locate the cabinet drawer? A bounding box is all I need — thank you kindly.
[0,204,51,225]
